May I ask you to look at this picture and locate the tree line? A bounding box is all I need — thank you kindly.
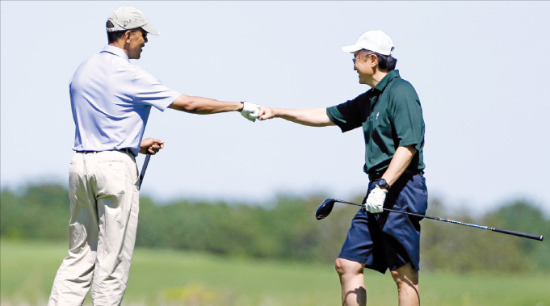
[1,183,548,272]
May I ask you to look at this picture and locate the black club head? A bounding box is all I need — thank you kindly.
[315,198,336,220]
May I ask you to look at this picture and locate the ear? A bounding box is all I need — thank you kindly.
[124,30,133,42]
[370,54,379,68]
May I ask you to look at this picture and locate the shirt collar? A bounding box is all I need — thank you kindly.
[101,45,130,62]
[374,70,400,92]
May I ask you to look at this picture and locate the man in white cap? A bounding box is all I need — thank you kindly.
[48,6,259,305]
[258,30,427,306]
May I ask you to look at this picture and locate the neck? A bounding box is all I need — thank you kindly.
[109,39,129,57]
[369,70,389,88]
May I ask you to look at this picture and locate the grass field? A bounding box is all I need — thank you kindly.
[1,239,549,305]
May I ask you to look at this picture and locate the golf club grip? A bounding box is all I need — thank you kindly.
[490,227,543,241]
[140,154,151,178]
[137,153,151,189]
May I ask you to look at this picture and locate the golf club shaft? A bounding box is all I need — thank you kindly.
[332,199,544,241]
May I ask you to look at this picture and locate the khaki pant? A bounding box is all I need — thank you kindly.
[49,151,140,306]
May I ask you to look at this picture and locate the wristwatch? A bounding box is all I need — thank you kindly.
[375,178,391,189]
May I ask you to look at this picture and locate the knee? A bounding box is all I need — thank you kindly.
[390,266,418,290]
[390,270,406,289]
[335,258,346,276]
[335,257,362,276]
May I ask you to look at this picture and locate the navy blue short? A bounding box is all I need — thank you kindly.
[338,171,428,273]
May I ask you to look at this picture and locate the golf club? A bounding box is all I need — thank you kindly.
[137,153,151,190]
[316,198,544,242]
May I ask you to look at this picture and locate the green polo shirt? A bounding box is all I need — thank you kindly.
[327,70,425,174]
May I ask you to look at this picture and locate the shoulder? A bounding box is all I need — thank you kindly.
[390,77,416,93]
[122,62,158,84]
[387,77,419,102]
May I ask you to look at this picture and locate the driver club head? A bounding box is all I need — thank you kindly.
[315,198,336,220]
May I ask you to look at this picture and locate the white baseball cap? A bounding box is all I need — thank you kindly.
[342,30,394,55]
[106,6,160,35]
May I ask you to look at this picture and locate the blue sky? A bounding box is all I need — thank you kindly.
[2,1,549,215]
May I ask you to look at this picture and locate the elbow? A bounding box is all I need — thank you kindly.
[181,101,201,113]
[170,95,201,113]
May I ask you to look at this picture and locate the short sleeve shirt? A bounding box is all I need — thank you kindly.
[70,45,181,156]
[326,70,425,174]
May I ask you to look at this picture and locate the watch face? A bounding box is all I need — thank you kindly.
[377,179,390,189]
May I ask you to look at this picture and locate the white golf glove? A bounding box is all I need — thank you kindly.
[240,102,260,122]
[365,185,387,213]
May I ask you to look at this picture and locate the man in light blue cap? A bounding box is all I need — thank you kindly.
[48,6,259,305]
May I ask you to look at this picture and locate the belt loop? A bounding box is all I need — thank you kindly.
[120,148,136,157]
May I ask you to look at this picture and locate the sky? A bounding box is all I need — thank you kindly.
[2,1,550,216]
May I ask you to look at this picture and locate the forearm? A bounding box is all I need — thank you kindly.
[269,107,334,127]
[168,94,243,114]
[381,145,417,186]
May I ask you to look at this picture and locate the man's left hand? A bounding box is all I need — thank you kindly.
[365,185,387,213]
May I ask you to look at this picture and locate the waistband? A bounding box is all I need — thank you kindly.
[368,169,424,181]
[76,148,136,157]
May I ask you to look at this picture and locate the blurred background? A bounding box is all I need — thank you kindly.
[2,1,549,305]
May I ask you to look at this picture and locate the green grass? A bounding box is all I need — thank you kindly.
[1,239,549,305]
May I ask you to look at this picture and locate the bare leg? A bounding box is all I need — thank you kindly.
[335,258,366,306]
[390,263,419,306]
